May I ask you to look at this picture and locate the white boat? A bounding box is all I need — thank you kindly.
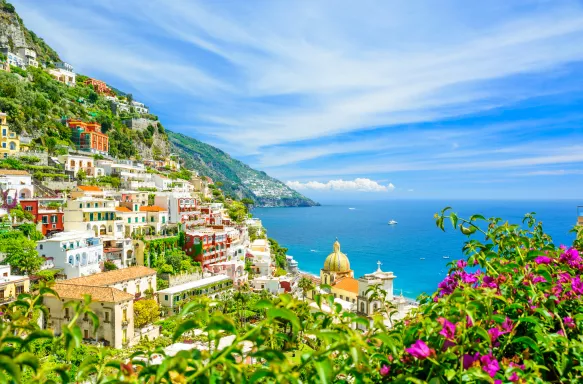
[443,256,450,259]
[348,208,356,210]
[388,220,398,225]
[420,257,426,260]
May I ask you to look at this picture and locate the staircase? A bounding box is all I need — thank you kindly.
[33,181,58,198]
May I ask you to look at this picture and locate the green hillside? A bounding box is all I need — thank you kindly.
[169,131,319,207]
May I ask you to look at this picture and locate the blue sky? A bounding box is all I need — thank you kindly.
[14,0,583,200]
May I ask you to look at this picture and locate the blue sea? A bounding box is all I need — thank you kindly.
[253,200,579,299]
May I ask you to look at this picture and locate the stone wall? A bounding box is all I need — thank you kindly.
[122,118,157,132]
[160,271,203,287]
[42,180,77,191]
[12,151,49,165]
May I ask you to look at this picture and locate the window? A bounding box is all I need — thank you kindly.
[134,217,138,223]
[151,217,154,222]
[25,206,32,211]
[84,329,89,339]
[142,217,145,222]
[65,308,70,319]
[51,215,57,223]
[79,203,82,209]
[162,216,166,224]
[165,295,168,301]
[9,142,15,150]
[360,302,365,313]
[39,245,43,250]
[127,218,131,224]
[1,143,5,148]
[104,311,110,323]
[15,286,23,294]
[122,309,127,322]
[42,216,48,224]
[94,203,98,208]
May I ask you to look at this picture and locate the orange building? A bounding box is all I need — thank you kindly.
[67,119,109,155]
[84,78,114,96]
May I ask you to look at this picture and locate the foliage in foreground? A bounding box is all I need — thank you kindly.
[1,209,583,383]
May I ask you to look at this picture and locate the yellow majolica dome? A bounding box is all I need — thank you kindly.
[323,239,351,273]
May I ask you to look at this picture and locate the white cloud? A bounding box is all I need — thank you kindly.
[286,178,395,192]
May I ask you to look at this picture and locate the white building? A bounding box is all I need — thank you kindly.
[250,276,284,295]
[0,48,25,69]
[157,275,233,315]
[59,154,104,178]
[63,197,124,238]
[37,231,103,279]
[154,191,197,224]
[0,170,34,203]
[17,47,38,68]
[131,101,149,114]
[48,62,75,86]
[207,260,248,287]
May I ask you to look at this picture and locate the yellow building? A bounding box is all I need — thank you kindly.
[0,112,20,158]
[320,240,359,304]
[0,265,30,304]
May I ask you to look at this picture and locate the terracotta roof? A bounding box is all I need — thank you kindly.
[77,185,103,192]
[53,283,133,303]
[0,170,30,176]
[139,206,167,212]
[64,266,156,287]
[115,206,132,212]
[333,277,359,294]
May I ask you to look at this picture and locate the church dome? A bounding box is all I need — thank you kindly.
[323,240,351,273]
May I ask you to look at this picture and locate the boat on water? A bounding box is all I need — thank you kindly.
[348,208,356,210]
[420,257,426,260]
[443,256,450,259]
[388,220,398,225]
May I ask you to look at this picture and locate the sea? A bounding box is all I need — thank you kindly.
[253,200,579,299]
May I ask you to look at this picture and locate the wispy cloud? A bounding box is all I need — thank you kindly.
[286,179,395,192]
[14,0,583,198]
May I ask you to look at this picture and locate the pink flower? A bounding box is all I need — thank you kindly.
[438,317,456,340]
[564,317,575,329]
[379,364,390,376]
[509,372,519,382]
[438,275,458,296]
[405,340,433,359]
[460,271,479,284]
[571,277,583,295]
[532,275,547,283]
[557,329,565,336]
[462,353,480,369]
[534,256,552,264]
[488,327,503,342]
[457,260,467,268]
[480,353,500,378]
[482,275,498,289]
[501,317,513,333]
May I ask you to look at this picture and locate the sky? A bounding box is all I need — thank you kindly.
[13,0,583,200]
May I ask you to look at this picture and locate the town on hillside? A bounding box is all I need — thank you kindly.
[0,47,414,356]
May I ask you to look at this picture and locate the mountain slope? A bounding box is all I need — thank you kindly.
[169,131,318,207]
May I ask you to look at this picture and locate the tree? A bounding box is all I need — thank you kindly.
[103,261,118,271]
[241,198,254,211]
[298,276,315,300]
[134,299,160,329]
[76,169,86,183]
[0,236,44,275]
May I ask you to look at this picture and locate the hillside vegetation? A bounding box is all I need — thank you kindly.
[169,131,318,206]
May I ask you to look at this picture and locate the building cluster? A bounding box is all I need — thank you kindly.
[0,110,298,347]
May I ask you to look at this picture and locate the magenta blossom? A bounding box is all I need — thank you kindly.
[488,327,503,342]
[379,364,390,376]
[564,317,575,329]
[457,260,468,268]
[560,248,582,268]
[532,275,547,283]
[509,372,519,382]
[438,275,458,296]
[482,275,498,289]
[571,276,583,295]
[534,256,552,264]
[501,317,514,333]
[438,317,456,340]
[405,340,433,359]
[480,353,500,378]
[460,271,479,284]
[462,353,480,370]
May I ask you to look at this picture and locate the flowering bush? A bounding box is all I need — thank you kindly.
[1,208,583,383]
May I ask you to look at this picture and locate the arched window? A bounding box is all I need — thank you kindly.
[9,142,16,150]
[68,256,73,265]
[373,303,378,312]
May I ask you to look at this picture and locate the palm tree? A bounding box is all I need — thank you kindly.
[298,276,315,300]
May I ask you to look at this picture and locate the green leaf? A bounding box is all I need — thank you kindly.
[512,336,540,353]
[249,369,274,383]
[14,352,38,371]
[314,358,333,384]
[470,214,486,222]
[172,319,198,341]
[267,308,301,332]
[449,213,458,229]
[0,355,20,381]
[22,330,53,349]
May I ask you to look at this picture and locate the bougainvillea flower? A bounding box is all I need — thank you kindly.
[534,256,552,264]
[482,276,498,289]
[438,317,456,340]
[564,317,575,329]
[571,277,583,295]
[480,353,500,378]
[457,260,468,268]
[501,318,513,333]
[462,353,480,369]
[379,364,390,376]
[488,327,503,342]
[532,275,547,283]
[405,340,433,359]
